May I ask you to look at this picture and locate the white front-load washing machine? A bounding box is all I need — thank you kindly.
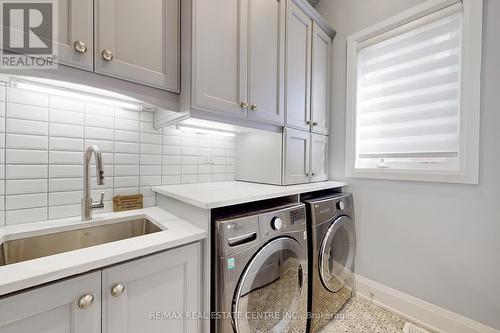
[304,193,356,332]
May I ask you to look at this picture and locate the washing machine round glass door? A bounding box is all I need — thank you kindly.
[319,215,355,292]
[232,237,306,333]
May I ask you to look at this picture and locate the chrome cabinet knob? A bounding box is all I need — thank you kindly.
[240,101,249,109]
[78,293,94,309]
[111,283,125,297]
[101,49,114,61]
[250,104,258,111]
[73,40,87,53]
[312,121,318,126]
[306,120,312,125]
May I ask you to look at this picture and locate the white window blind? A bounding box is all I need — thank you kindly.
[355,4,463,171]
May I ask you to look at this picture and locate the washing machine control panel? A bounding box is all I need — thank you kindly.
[259,205,305,239]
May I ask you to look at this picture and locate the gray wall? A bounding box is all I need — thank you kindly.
[316,0,500,329]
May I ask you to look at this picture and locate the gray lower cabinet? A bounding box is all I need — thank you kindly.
[0,271,101,333]
[310,133,329,182]
[103,242,201,333]
[0,242,201,333]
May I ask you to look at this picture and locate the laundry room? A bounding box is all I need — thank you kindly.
[0,0,498,333]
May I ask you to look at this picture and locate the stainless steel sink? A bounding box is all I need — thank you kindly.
[0,218,162,266]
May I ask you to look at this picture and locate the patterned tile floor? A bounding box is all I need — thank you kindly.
[318,297,430,333]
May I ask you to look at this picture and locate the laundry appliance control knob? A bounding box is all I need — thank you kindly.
[271,217,283,230]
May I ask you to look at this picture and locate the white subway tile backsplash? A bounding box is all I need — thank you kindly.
[0,87,238,225]
[50,123,84,138]
[115,153,139,165]
[116,109,140,120]
[7,87,49,107]
[49,191,82,205]
[49,151,82,164]
[140,154,161,165]
[140,111,154,122]
[6,103,49,121]
[115,142,139,154]
[6,118,48,136]
[49,165,82,178]
[6,179,47,195]
[115,130,139,143]
[6,165,48,179]
[6,193,47,210]
[115,118,140,132]
[49,204,80,220]
[49,178,83,192]
[6,134,48,150]
[7,149,48,164]
[49,109,85,125]
[49,137,83,151]
[140,143,161,155]
[6,207,47,225]
[49,96,84,112]
[85,103,114,117]
[85,114,114,129]
[114,176,139,188]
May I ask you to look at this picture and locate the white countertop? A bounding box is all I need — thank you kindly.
[0,207,206,296]
[152,180,346,209]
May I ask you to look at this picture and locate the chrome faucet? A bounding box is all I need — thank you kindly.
[82,145,105,221]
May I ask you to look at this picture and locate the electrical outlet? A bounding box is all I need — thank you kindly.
[201,152,215,164]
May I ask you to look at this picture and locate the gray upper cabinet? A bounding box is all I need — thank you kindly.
[190,0,285,124]
[285,1,312,131]
[0,272,101,333]
[192,0,248,118]
[95,0,180,92]
[247,0,286,125]
[311,22,332,135]
[56,0,93,71]
[102,243,201,333]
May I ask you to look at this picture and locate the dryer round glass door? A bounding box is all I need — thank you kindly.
[232,237,307,333]
[319,215,356,293]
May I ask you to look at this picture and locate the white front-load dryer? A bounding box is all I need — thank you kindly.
[304,193,356,333]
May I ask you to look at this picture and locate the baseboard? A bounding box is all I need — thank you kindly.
[354,274,500,333]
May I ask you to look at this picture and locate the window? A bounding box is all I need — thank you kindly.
[345,0,482,183]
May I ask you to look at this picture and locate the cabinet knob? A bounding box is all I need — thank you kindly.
[306,120,312,125]
[240,101,249,109]
[312,121,318,126]
[250,104,258,111]
[73,40,87,53]
[101,49,114,61]
[111,283,125,297]
[78,293,94,309]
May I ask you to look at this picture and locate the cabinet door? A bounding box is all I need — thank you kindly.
[310,133,329,182]
[103,243,201,333]
[193,0,248,118]
[311,22,331,135]
[247,0,285,125]
[0,272,101,333]
[283,127,310,185]
[285,1,312,131]
[56,0,93,71]
[95,0,179,92]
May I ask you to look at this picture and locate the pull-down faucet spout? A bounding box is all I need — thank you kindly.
[82,145,105,221]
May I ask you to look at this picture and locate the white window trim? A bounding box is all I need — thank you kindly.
[345,0,482,184]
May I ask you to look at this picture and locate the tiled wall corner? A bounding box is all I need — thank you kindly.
[0,83,5,226]
[0,84,238,226]
[161,126,236,185]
